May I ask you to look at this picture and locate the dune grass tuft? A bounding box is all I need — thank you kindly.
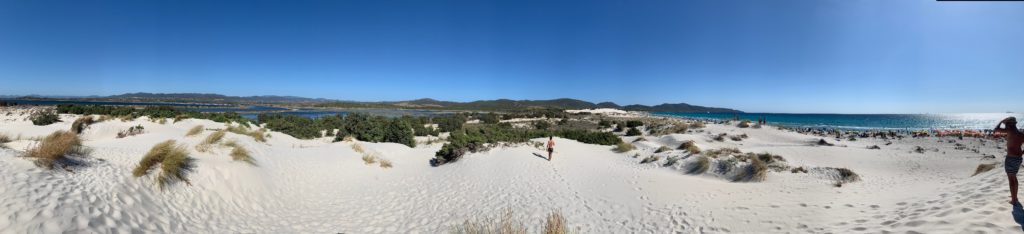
[23,130,89,170]
[640,155,661,164]
[612,142,636,153]
[677,140,700,154]
[116,125,145,138]
[379,158,393,168]
[133,140,195,190]
[829,167,861,187]
[713,133,727,142]
[70,116,95,134]
[731,156,768,182]
[973,163,998,176]
[196,130,226,152]
[543,210,568,234]
[133,140,177,177]
[654,146,672,153]
[185,125,204,137]
[351,143,365,154]
[0,133,10,148]
[685,156,711,174]
[450,208,568,234]
[227,142,256,165]
[704,147,741,158]
[226,124,267,142]
[362,153,378,165]
[663,156,680,167]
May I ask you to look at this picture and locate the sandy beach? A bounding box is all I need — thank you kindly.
[0,107,1019,233]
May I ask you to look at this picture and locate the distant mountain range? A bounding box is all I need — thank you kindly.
[4,93,742,113]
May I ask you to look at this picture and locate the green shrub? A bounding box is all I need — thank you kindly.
[435,114,466,132]
[655,146,672,153]
[535,121,552,130]
[479,112,500,124]
[625,127,642,136]
[597,119,611,128]
[30,111,61,126]
[625,120,644,128]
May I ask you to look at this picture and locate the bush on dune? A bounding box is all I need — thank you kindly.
[625,127,642,136]
[654,146,672,153]
[30,110,61,126]
[23,130,89,170]
[133,140,194,190]
[737,120,751,128]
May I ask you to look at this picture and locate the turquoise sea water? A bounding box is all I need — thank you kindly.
[656,112,1024,130]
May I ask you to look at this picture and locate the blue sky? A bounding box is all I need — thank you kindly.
[1,0,1022,114]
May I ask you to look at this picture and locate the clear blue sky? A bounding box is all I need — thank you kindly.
[1,0,1022,114]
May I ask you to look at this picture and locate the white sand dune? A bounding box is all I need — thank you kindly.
[1,111,1021,233]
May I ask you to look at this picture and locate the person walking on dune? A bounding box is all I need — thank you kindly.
[546,136,556,161]
[995,117,1024,204]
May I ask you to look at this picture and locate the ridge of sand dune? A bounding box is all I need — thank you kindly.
[1,112,1021,233]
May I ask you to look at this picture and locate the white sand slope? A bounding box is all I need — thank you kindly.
[1,111,1022,233]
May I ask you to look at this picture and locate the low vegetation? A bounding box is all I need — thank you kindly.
[379,159,393,168]
[713,133,727,142]
[678,140,700,154]
[57,104,249,125]
[225,141,256,165]
[196,130,226,152]
[70,116,96,134]
[685,156,710,174]
[625,127,642,136]
[737,120,751,128]
[612,142,636,153]
[833,167,860,187]
[450,208,569,234]
[0,133,10,148]
[186,125,204,137]
[116,125,145,138]
[132,140,195,190]
[226,124,267,143]
[433,123,620,166]
[654,146,672,153]
[362,153,378,165]
[731,156,768,182]
[23,131,89,170]
[640,155,661,164]
[30,110,61,126]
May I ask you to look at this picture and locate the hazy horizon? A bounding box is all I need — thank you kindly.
[2,0,1022,114]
